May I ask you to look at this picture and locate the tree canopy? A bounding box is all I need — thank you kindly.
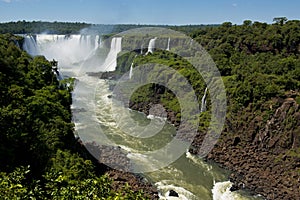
[0,33,150,199]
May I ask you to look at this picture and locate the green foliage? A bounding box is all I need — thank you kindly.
[0,34,149,199]
[116,19,300,154]
[118,19,299,121]
[0,21,90,34]
[0,166,34,200]
[189,19,300,109]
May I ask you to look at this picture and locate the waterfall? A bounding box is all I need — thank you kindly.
[101,37,122,71]
[166,37,170,51]
[190,39,194,45]
[146,37,157,54]
[201,87,208,112]
[129,62,133,79]
[22,34,103,76]
[23,35,38,55]
[140,44,144,55]
[95,35,100,50]
[23,34,101,60]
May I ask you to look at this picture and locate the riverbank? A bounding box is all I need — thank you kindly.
[202,94,300,200]
[74,140,160,199]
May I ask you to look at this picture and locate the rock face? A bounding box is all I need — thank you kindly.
[169,190,179,197]
[194,94,300,200]
[75,141,159,199]
[107,170,159,200]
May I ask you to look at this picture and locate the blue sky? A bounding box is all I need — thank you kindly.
[0,0,299,25]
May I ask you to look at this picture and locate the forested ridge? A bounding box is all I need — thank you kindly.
[0,34,154,199]
[0,21,91,34]
[0,20,216,35]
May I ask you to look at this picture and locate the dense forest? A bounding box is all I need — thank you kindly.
[0,21,91,34]
[115,18,300,199]
[0,34,155,199]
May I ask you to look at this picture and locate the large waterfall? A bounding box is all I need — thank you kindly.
[23,34,101,62]
[23,35,38,55]
[100,37,122,71]
[22,34,121,75]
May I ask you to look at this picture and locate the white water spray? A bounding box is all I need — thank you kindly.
[129,62,133,79]
[201,87,208,112]
[166,37,171,51]
[23,35,38,55]
[22,34,102,75]
[146,37,157,54]
[101,37,122,71]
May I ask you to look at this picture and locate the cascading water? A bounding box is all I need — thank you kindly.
[201,87,208,112]
[129,62,133,79]
[140,44,144,54]
[23,35,38,55]
[101,37,122,71]
[22,34,102,76]
[147,37,157,54]
[166,37,170,51]
[95,35,101,50]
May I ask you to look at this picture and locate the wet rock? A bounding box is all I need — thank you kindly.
[169,190,179,197]
[230,183,239,192]
[233,136,241,146]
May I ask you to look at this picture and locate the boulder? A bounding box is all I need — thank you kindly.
[169,190,179,197]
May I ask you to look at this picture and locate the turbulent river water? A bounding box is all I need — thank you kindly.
[71,75,262,200]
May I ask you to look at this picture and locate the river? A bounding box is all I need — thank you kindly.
[71,75,263,200]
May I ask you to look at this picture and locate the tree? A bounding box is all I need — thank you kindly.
[273,17,288,25]
[243,20,252,26]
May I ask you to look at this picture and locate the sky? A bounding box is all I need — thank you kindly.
[0,0,299,25]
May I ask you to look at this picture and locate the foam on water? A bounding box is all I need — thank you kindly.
[156,181,197,200]
[212,181,254,200]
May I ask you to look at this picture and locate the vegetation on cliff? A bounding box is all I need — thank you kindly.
[115,18,300,199]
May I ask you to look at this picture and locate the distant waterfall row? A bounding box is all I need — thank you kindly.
[22,35,178,78]
[143,37,171,55]
[22,34,102,69]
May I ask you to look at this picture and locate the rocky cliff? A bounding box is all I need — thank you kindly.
[192,91,300,199]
